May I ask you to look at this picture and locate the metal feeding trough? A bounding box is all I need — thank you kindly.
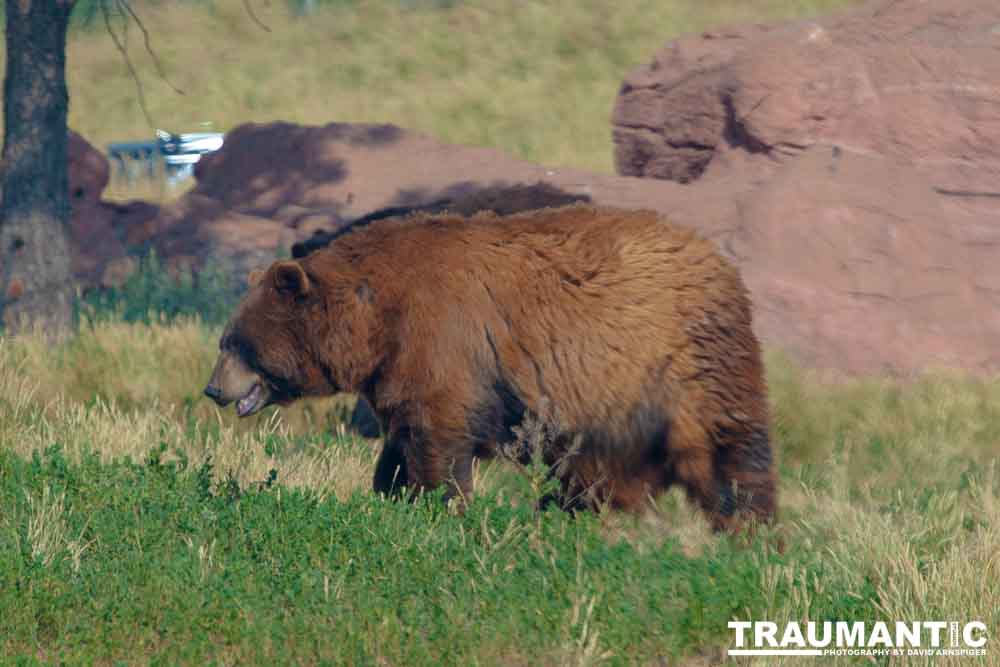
[107,127,225,188]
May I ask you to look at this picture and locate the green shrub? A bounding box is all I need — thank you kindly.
[76,251,240,327]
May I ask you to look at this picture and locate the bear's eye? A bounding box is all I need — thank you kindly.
[224,332,261,370]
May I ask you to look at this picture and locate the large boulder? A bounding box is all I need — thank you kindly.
[148,199,298,282]
[68,130,110,206]
[728,146,994,373]
[187,120,603,223]
[613,0,1000,191]
[609,0,1000,374]
[147,121,607,284]
[189,122,386,217]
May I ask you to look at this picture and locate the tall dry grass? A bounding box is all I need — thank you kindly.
[0,319,372,499]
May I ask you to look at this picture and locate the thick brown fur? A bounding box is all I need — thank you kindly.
[211,204,776,533]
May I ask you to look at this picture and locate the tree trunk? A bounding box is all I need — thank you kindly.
[0,0,76,335]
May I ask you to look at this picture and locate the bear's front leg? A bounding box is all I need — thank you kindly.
[403,427,477,506]
[373,423,476,505]
[372,431,409,497]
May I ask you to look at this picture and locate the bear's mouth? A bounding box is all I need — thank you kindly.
[236,383,267,418]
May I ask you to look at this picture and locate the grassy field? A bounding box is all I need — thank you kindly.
[5,0,1000,664]
[1,317,999,665]
[2,0,856,200]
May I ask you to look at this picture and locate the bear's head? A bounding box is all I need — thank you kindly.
[204,259,334,417]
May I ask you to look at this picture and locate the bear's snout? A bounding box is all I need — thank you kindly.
[203,383,225,405]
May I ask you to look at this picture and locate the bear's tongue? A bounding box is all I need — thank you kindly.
[236,384,261,418]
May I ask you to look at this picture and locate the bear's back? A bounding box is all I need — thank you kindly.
[302,204,758,440]
[311,203,739,298]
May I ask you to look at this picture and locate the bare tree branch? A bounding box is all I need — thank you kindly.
[100,0,155,129]
[115,0,185,95]
[101,0,268,130]
[242,0,272,33]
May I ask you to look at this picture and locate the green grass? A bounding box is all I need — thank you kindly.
[0,446,784,665]
[0,318,998,665]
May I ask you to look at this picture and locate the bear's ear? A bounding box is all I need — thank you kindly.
[272,260,311,298]
[247,269,265,287]
[355,280,374,304]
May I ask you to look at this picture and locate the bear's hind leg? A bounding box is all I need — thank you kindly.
[714,427,777,533]
[674,448,732,532]
[538,471,598,514]
[669,406,746,533]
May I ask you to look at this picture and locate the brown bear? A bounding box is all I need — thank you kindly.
[291,181,593,438]
[203,204,776,532]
